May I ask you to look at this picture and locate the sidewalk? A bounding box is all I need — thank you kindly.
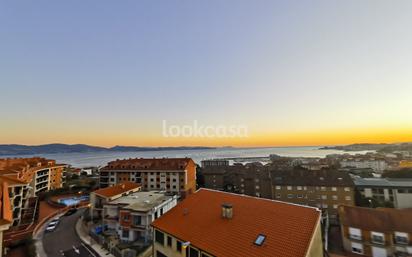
[75,217,115,257]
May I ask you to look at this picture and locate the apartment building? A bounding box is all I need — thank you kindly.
[200,159,229,167]
[90,181,142,219]
[0,181,12,257]
[99,158,196,197]
[340,158,388,173]
[103,191,177,244]
[339,205,412,257]
[0,158,66,226]
[202,163,273,198]
[151,188,323,257]
[271,168,355,223]
[354,177,412,208]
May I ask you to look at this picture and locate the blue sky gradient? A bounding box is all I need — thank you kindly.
[1,1,412,146]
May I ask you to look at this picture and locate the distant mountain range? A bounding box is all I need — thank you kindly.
[0,144,216,156]
[320,142,412,153]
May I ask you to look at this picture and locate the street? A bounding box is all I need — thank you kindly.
[41,210,97,257]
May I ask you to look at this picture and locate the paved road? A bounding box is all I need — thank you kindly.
[41,210,97,257]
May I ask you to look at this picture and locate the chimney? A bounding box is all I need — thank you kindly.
[221,203,233,219]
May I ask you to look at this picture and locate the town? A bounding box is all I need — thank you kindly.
[0,149,411,257]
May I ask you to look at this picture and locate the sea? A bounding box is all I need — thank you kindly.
[2,146,371,168]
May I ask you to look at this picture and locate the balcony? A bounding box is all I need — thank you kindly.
[371,236,385,245]
[104,215,119,221]
[349,234,362,241]
[394,237,409,245]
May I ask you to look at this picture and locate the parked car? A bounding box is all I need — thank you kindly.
[45,223,57,232]
[64,208,77,216]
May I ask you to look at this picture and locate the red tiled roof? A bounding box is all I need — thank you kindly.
[152,188,321,257]
[339,205,412,233]
[93,182,141,198]
[102,158,194,170]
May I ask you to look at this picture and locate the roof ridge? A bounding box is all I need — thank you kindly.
[197,188,321,212]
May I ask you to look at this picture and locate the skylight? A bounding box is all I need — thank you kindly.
[254,234,266,246]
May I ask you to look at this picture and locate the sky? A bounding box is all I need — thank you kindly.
[1,1,412,147]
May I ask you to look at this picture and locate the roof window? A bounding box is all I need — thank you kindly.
[254,234,266,246]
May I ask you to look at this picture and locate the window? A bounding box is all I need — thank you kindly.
[276,194,281,199]
[333,204,338,209]
[303,186,307,190]
[321,195,327,200]
[123,214,130,221]
[287,194,294,198]
[189,247,199,257]
[155,230,164,245]
[133,215,142,226]
[322,203,328,208]
[167,236,172,247]
[344,187,351,192]
[275,186,281,190]
[351,242,363,254]
[349,227,362,240]
[287,186,292,190]
[371,232,385,244]
[345,196,352,201]
[254,234,266,246]
[122,229,129,238]
[321,186,326,191]
[394,232,409,244]
[174,240,182,252]
[297,194,303,198]
[331,187,337,191]
[297,186,302,190]
[332,195,338,200]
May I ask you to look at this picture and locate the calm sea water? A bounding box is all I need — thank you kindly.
[4,147,370,168]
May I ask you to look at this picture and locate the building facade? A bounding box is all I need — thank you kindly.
[0,181,12,257]
[354,177,412,208]
[202,163,273,198]
[90,181,142,219]
[151,189,323,257]
[104,191,177,244]
[99,158,196,197]
[0,158,66,226]
[340,158,388,173]
[271,168,355,223]
[339,205,412,257]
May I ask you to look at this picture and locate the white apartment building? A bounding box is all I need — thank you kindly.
[340,159,388,173]
[102,191,177,244]
[354,177,412,208]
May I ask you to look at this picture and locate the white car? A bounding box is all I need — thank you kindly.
[45,223,57,232]
[49,218,60,225]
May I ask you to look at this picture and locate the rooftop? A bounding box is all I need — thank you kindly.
[339,205,412,233]
[102,157,195,171]
[271,168,354,187]
[93,182,141,198]
[108,191,175,212]
[354,177,412,188]
[152,188,321,257]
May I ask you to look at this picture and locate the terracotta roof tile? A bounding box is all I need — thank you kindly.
[93,182,141,198]
[339,205,412,233]
[102,158,194,171]
[152,188,321,257]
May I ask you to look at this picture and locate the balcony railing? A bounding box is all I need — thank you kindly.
[395,237,409,245]
[371,236,385,245]
[349,234,362,240]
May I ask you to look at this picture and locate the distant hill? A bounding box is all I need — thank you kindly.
[320,142,412,153]
[0,144,216,156]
